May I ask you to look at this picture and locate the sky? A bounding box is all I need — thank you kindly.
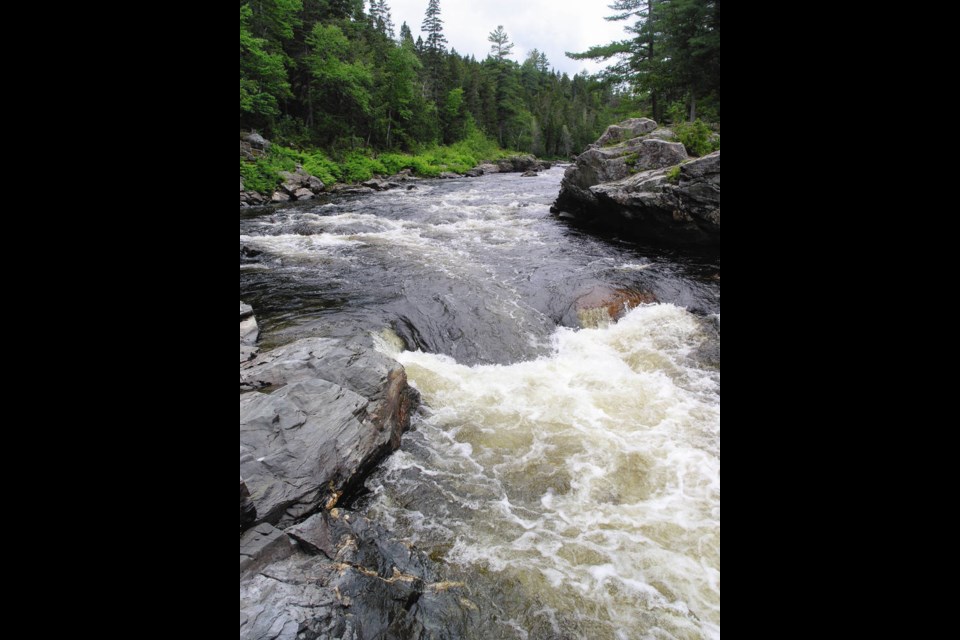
[386,0,630,76]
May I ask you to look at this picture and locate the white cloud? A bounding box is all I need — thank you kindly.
[386,0,629,75]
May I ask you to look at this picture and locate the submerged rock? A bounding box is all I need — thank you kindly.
[574,285,657,328]
[553,119,720,246]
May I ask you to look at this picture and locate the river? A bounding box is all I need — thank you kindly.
[240,166,720,640]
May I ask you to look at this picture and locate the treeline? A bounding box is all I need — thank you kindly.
[240,0,629,157]
[571,0,720,123]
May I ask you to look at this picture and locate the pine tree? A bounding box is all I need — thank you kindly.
[421,0,447,55]
[487,26,514,61]
[399,21,414,47]
[420,0,448,102]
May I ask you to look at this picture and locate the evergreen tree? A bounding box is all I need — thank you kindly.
[421,0,447,55]
[487,26,514,61]
[420,0,448,102]
[399,21,414,47]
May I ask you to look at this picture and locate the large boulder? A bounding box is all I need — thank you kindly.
[594,117,658,147]
[245,132,271,150]
[553,119,720,246]
[240,337,418,527]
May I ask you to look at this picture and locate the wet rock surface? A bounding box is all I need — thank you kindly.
[239,301,459,639]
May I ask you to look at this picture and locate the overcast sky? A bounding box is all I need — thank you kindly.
[387,0,628,76]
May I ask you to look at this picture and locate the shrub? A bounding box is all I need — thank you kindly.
[674,119,720,157]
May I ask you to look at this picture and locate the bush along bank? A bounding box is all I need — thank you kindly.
[239,131,552,207]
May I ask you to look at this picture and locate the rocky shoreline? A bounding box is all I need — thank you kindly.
[239,303,473,638]
[552,118,720,247]
[240,132,552,208]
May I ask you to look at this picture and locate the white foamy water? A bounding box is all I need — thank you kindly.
[371,304,720,639]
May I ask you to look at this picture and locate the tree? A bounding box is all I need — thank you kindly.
[420,0,448,102]
[305,23,373,143]
[569,0,720,122]
[369,0,395,39]
[240,4,291,122]
[399,21,414,47]
[421,0,447,55]
[487,25,514,61]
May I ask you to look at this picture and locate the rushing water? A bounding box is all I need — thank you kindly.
[240,167,720,639]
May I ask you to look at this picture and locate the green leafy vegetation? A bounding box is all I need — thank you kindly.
[665,166,682,183]
[674,119,720,157]
[570,0,721,124]
[240,122,512,193]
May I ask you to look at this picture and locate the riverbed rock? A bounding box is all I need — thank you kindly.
[241,477,257,532]
[438,172,463,179]
[521,171,538,177]
[241,316,259,346]
[553,118,720,246]
[240,337,419,526]
[574,285,657,328]
[240,510,472,640]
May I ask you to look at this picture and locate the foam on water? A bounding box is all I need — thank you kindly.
[372,304,720,639]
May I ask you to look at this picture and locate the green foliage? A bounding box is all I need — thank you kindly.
[674,119,719,157]
[239,123,511,194]
[571,0,720,122]
[239,0,649,161]
[665,165,682,183]
[666,101,687,126]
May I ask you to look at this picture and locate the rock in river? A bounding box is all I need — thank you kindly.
[553,118,720,246]
[240,337,419,527]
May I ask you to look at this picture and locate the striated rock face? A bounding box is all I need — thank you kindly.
[238,328,468,638]
[554,119,720,246]
[240,511,475,640]
[240,337,419,528]
[240,477,257,532]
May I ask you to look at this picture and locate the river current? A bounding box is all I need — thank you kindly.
[240,166,720,639]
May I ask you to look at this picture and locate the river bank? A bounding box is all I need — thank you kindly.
[240,131,555,208]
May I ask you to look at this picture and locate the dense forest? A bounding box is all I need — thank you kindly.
[240,0,719,185]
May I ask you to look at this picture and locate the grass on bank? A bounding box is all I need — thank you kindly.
[240,128,512,195]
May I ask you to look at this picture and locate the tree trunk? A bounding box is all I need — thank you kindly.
[688,93,697,122]
[648,0,657,120]
[386,110,393,148]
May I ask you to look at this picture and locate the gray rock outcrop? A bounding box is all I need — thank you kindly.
[553,119,720,246]
[240,511,474,640]
[238,322,465,637]
[594,117,658,147]
[240,336,418,527]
